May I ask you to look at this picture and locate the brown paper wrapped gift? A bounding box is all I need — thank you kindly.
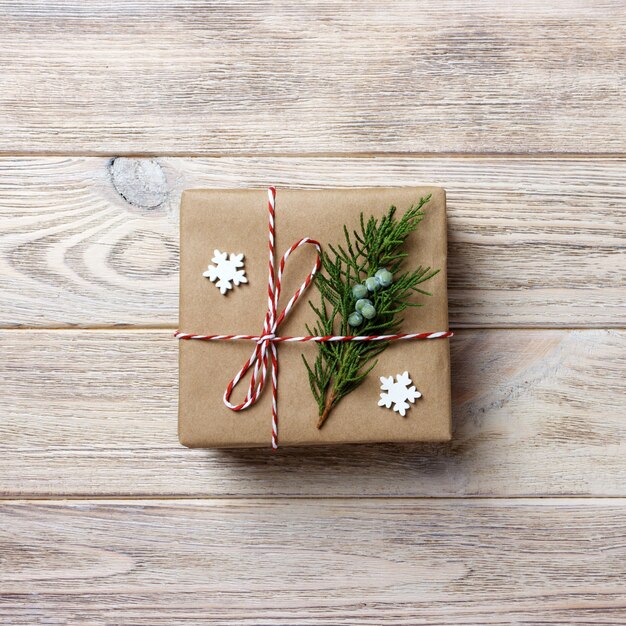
[178,188,451,448]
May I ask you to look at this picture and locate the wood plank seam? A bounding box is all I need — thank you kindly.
[2,151,626,158]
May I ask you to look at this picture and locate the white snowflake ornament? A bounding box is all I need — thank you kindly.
[203,250,247,295]
[378,371,422,417]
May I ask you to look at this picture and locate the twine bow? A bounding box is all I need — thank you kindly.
[176,187,452,449]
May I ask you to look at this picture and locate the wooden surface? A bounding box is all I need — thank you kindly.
[1,1,625,155]
[0,156,624,328]
[1,328,624,497]
[1,500,625,624]
[1,2,625,624]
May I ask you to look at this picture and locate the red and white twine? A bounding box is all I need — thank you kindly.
[176,187,453,449]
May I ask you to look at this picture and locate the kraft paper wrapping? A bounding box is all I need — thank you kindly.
[179,188,451,448]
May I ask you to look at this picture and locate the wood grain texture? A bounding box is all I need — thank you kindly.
[1,1,625,155]
[1,328,623,497]
[1,499,625,624]
[1,156,624,328]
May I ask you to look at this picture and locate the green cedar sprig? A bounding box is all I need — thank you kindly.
[303,195,438,428]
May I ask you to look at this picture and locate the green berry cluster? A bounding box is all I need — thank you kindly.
[347,268,393,327]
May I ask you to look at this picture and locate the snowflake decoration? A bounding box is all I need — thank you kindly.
[378,371,422,417]
[203,250,247,295]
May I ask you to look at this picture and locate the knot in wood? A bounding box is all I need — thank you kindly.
[110,157,168,209]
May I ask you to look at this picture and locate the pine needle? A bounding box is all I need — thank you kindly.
[303,195,439,428]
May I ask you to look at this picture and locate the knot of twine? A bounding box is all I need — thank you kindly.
[176,187,452,449]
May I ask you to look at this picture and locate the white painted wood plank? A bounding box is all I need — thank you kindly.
[1,1,624,154]
[0,156,623,328]
[1,499,625,624]
[0,329,623,497]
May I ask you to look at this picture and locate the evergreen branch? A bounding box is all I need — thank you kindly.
[303,195,439,428]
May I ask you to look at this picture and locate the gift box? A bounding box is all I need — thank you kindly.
[178,188,451,448]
